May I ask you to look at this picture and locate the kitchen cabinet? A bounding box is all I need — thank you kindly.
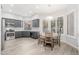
[32,19,39,27]
[21,31,30,37]
[15,20,22,27]
[15,31,22,38]
[15,31,39,39]
[3,18,22,28]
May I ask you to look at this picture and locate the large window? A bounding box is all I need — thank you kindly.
[57,17,63,33]
[43,20,48,32]
[67,12,74,36]
[51,17,63,34]
[51,20,56,33]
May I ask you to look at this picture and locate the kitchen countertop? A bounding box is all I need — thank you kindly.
[15,30,40,32]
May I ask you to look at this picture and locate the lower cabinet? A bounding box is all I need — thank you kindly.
[15,31,22,38]
[21,31,30,37]
[30,32,39,39]
[15,31,39,39]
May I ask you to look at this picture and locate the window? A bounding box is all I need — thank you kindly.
[51,20,56,33]
[51,17,63,34]
[43,20,48,32]
[67,12,74,36]
[57,17,63,34]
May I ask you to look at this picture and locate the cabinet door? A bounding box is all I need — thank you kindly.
[31,32,39,39]
[15,20,21,27]
[32,19,39,27]
[5,18,15,27]
[15,31,22,38]
[21,31,30,37]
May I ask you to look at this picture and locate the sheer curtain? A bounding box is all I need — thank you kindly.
[67,12,74,36]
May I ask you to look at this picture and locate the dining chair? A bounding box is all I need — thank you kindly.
[38,35,45,45]
[53,33,60,46]
[44,32,54,50]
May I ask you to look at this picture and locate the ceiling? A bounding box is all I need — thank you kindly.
[1,4,76,17]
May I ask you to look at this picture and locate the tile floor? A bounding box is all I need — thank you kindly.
[1,38,79,55]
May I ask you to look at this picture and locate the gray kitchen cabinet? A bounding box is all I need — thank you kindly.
[3,18,22,27]
[15,31,39,39]
[15,31,22,38]
[30,32,39,39]
[15,31,30,38]
[5,18,15,27]
[32,19,39,27]
[21,31,30,37]
[15,20,22,27]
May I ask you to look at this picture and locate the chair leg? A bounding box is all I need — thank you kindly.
[51,40,54,51]
[51,43,54,50]
[57,40,58,44]
[51,45,53,50]
[43,41,45,46]
[58,39,60,47]
[44,42,47,50]
[44,42,46,46]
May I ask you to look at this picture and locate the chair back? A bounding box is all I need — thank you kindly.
[45,32,53,42]
[45,32,53,37]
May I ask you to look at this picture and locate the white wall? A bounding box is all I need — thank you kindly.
[0,4,1,53]
[77,5,79,49]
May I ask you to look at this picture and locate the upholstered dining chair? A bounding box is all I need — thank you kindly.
[38,34,45,45]
[44,32,54,50]
[53,33,60,46]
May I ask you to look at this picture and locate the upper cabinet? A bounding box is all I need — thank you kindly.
[32,19,39,27]
[15,20,22,27]
[5,18,15,27]
[3,18,22,28]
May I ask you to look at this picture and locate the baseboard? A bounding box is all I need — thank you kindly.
[61,40,79,51]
